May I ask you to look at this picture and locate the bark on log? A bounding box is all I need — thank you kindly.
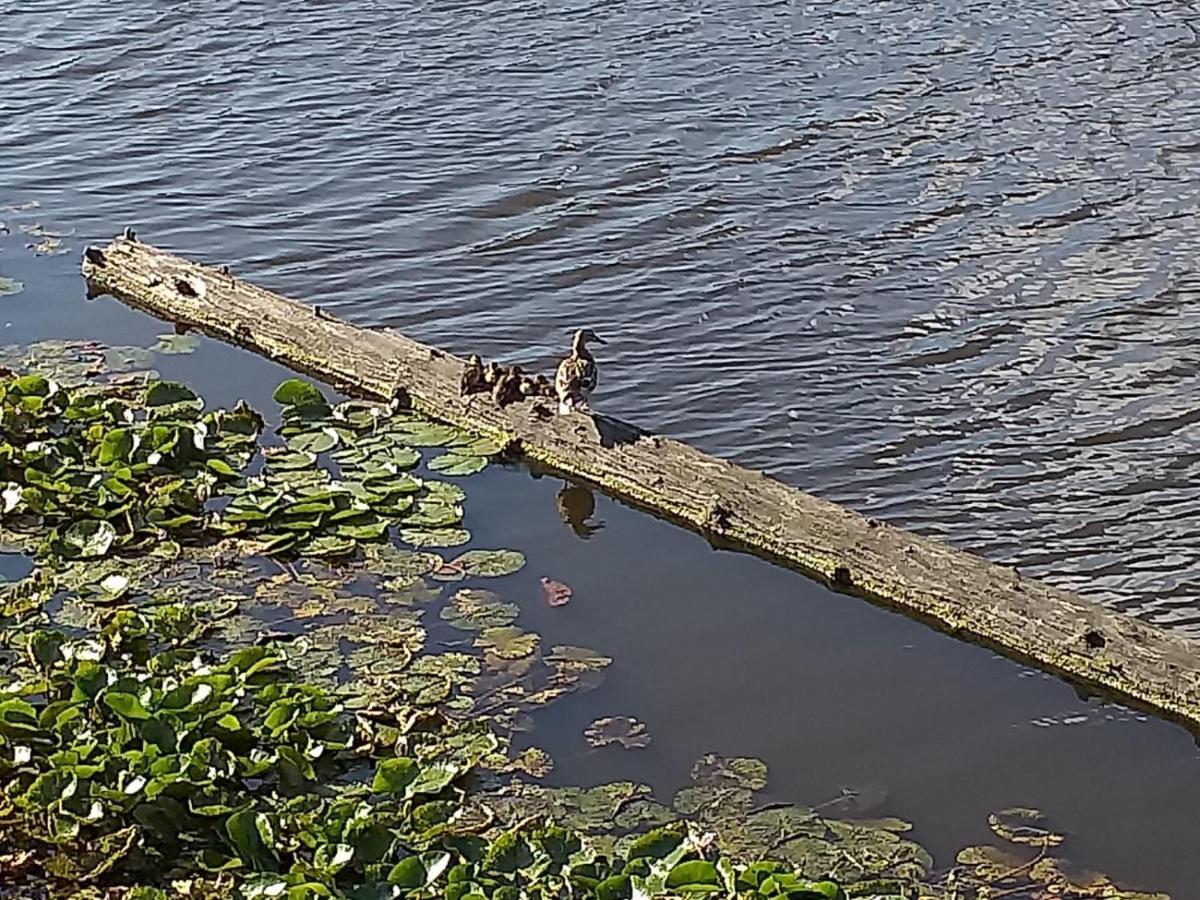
[82,235,1200,729]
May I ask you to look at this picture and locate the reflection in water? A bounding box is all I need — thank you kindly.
[556,481,602,539]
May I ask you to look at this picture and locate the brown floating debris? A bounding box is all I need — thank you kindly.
[80,235,1200,733]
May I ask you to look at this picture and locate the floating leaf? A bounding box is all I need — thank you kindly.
[273,378,328,408]
[0,276,24,296]
[288,428,340,454]
[144,381,201,409]
[585,716,651,750]
[400,527,470,549]
[475,626,539,660]
[691,754,768,791]
[541,576,572,607]
[988,807,1065,847]
[154,333,200,355]
[544,645,612,670]
[61,520,116,559]
[428,453,488,476]
[452,549,525,577]
[440,589,518,631]
[390,422,463,447]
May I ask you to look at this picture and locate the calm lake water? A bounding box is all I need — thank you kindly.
[4,230,1200,895]
[7,1,1200,890]
[6,0,1200,629]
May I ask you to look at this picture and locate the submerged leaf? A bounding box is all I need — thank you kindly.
[585,716,651,750]
[541,576,572,607]
[154,333,200,355]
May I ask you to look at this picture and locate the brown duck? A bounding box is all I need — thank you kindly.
[555,328,605,414]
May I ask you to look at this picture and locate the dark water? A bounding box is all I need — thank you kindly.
[7,0,1200,629]
[4,235,1200,895]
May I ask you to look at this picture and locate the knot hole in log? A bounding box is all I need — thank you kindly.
[1083,629,1106,651]
[833,565,853,587]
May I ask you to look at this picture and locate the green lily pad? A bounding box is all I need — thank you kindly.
[474,626,539,660]
[287,428,340,454]
[273,378,328,408]
[399,527,470,549]
[389,422,463,447]
[691,753,768,791]
[61,519,117,559]
[363,545,440,584]
[451,549,526,577]
[428,453,488,476]
[988,807,1065,847]
[544,645,612,671]
[154,333,200,355]
[440,589,518,631]
[584,716,651,750]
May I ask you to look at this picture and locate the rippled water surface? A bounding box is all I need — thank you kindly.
[6,0,1200,629]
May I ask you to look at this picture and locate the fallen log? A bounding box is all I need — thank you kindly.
[82,235,1200,729]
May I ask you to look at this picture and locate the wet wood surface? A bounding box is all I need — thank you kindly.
[82,234,1200,730]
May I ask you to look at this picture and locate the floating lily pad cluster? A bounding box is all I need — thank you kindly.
[215,380,498,557]
[0,362,1173,900]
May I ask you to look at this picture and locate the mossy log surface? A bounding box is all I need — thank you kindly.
[82,235,1200,729]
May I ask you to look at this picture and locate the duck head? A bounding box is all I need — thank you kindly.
[572,328,607,352]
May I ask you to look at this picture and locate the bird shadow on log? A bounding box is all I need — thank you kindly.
[592,414,645,449]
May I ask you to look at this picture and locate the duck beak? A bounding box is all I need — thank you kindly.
[593,334,607,345]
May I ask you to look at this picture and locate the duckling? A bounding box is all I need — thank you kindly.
[555,328,606,414]
[460,354,486,396]
[519,376,538,398]
[493,365,524,407]
[534,374,554,398]
[483,361,502,387]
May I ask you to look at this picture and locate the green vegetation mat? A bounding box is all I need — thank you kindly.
[0,339,1168,899]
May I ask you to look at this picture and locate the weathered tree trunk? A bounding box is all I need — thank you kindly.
[82,235,1200,729]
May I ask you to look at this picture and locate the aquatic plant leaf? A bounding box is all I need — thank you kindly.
[440,589,518,631]
[988,806,1065,847]
[691,754,768,791]
[427,453,488,476]
[665,859,720,891]
[61,519,116,558]
[390,422,463,447]
[154,333,200,355]
[106,345,156,372]
[399,527,470,549]
[372,756,420,796]
[288,428,341,454]
[297,535,358,558]
[0,276,23,296]
[273,378,327,408]
[585,716,651,750]
[475,626,539,660]
[541,576,572,607]
[422,481,466,505]
[225,810,277,871]
[404,502,464,528]
[544,645,612,670]
[613,799,675,830]
[452,549,526,577]
[363,545,439,582]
